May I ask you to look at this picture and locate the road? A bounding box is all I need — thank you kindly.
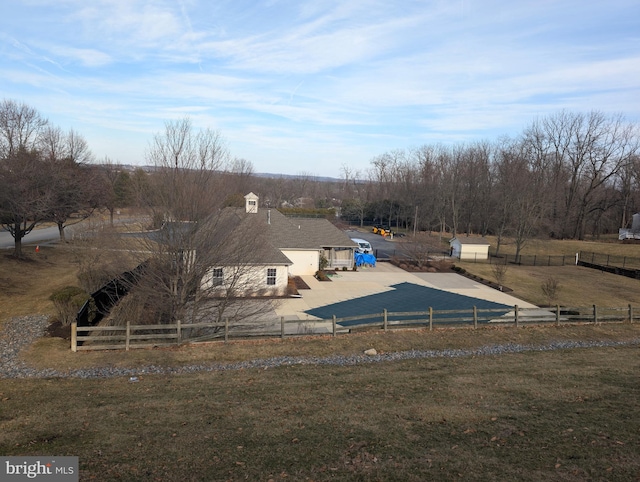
[0,216,144,250]
[0,225,67,249]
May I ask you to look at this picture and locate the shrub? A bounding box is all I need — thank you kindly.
[541,277,561,305]
[49,286,91,326]
[319,254,329,271]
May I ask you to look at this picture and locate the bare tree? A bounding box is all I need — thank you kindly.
[0,99,48,158]
[0,147,53,257]
[113,118,279,334]
[40,129,98,241]
[524,111,639,239]
[541,277,561,306]
[97,158,134,226]
[491,261,508,290]
[0,101,53,256]
[0,100,100,253]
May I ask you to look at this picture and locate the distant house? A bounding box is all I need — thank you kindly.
[202,193,357,296]
[449,236,491,260]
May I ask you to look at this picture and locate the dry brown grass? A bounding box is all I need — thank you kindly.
[485,234,640,257]
[458,263,640,307]
[4,236,640,480]
[0,246,79,323]
[22,324,640,372]
[2,335,639,481]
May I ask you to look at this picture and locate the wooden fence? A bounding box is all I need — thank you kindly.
[71,304,638,352]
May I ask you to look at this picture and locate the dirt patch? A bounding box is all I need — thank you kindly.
[291,276,310,290]
[46,320,71,340]
[389,258,454,273]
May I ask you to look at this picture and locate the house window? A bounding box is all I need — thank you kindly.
[212,268,223,286]
[266,268,277,285]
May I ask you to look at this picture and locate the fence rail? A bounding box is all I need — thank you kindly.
[71,304,638,352]
[480,252,577,266]
[579,251,640,269]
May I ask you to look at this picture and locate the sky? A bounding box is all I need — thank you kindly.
[1,0,639,177]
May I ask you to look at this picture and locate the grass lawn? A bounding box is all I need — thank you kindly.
[0,246,79,323]
[457,263,640,307]
[2,239,640,480]
[2,333,639,481]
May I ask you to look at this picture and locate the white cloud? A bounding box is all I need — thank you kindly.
[0,0,638,176]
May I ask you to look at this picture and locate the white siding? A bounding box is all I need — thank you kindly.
[281,249,319,276]
[449,238,490,260]
[202,264,289,296]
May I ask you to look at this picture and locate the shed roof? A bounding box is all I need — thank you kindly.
[450,236,490,246]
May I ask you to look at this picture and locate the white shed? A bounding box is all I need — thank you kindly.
[449,236,491,260]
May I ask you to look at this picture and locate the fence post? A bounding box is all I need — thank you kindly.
[556,304,560,327]
[383,309,388,332]
[71,322,77,352]
[629,304,633,324]
[224,318,229,342]
[429,307,433,331]
[332,315,337,337]
[533,255,537,266]
[281,317,285,339]
[125,319,130,351]
[473,306,477,329]
[176,319,182,344]
[514,305,519,328]
[593,305,598,324]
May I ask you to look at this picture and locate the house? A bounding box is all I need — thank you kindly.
[201,193,358,296]
[449,236,490,260]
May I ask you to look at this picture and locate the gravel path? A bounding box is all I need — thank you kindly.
[2,315,639,380]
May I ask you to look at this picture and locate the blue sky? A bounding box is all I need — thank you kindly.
[1,1,639,177]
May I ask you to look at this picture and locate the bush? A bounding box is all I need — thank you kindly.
[49,286,91,326]
[319,254,329,271]
[541,277,561,305]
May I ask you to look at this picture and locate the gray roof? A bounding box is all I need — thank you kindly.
[222,208,357,258]
[264,210,357,250]
[450,236,490,245]
[201,208,292,265]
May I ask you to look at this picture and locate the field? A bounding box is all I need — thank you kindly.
[2,330,639,481]
[2,239,640,480]
[453,235,640,306]
[0,246,79,323]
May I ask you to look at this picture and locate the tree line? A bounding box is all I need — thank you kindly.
[3,100,639,263]
[3,99,639,330]
[339,111,640,256]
